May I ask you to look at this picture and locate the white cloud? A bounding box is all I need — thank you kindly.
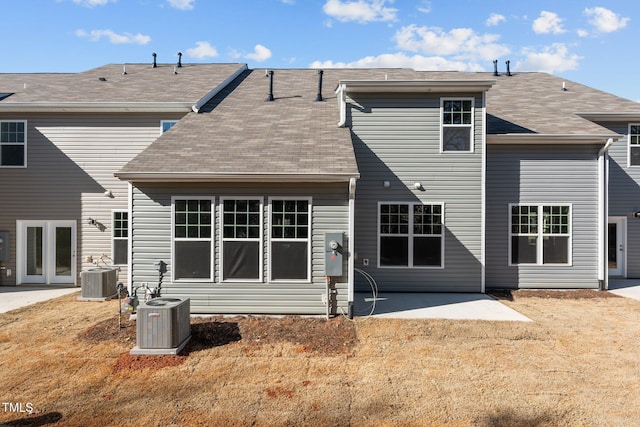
[394,25,510,62]
[323,0,397,23]
[577,29,589,37]
[245,44,272,62]
[185,41,218,59]
[532,11,566,35]
[167,0,194,10]
[417,1,431,14]
[75,29,150,45]
[516,43,581,74]
[281,0,295,4]
[310,52,485,72]
[584,7,629,33]
[71,0,114,6]
[486,13,506,27]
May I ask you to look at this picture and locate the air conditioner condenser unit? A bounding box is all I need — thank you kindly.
[130,297,191,355]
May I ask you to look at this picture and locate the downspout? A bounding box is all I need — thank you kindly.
[347,177,357,319]
[127,182,133,294]
[598,138,613,290]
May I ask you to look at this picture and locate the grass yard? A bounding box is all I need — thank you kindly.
[0,290,639,426]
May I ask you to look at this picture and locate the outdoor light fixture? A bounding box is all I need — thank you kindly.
[634,211,640,218]
[414,182,424,191]
[88,218,96,226]
[104,190,113,198]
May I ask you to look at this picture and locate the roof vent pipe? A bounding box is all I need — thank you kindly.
[506,60,512,76]
[177,52,182,68]
[266,70,274,102]
[316,70,324,102]
[493,60,499,76]
[152,53,157,68]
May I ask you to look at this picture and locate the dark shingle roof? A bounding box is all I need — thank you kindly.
[0,63,246,105]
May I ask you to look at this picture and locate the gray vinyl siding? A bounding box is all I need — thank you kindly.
[130,182,350,315]
[348,93,484,292]
[0,113,182,286]
[486,144,601,288]
[600,123,640,278]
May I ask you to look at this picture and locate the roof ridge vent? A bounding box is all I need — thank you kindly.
[152,53,157,68]
[266,70,274,102]
[315,70,324,102]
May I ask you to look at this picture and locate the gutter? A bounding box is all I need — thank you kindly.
[115,172,360,183]
[191,64,248,113]
[0,102,193,113]
[487,134,621,145]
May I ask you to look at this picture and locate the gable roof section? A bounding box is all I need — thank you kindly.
[0,63,247,112]
[116,69,363,182]
[485,72,640,144]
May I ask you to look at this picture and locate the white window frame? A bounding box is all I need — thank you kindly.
[161,120,178,134]
[0,120,27,168]
[111,209,129,266]
[377,201,445,269]
[628,123,640,167]
[268,197,312,283]
[171,196,215,282]
[220,196,263,283]
[508,204,572,266]
[440,98,474,153]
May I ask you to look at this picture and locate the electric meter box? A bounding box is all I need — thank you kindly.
[0,231,9,261]
[324,232,344,277]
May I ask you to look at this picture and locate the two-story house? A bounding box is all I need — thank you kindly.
[0,62,247,287]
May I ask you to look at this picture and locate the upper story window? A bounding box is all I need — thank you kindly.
[441,99,474,153]
[1,120,26,167]
[161,120,178,134]
[629,124,640,166]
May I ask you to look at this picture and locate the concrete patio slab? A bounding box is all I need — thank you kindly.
[0,286,79,314]
[354,292,532,321]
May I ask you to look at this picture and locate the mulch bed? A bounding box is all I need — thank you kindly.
[78,314,358,372]
[488,288,622,300]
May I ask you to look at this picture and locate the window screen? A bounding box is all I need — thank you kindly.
[271,199,310,280]
[173,199,212,280]
[222,199,262,280]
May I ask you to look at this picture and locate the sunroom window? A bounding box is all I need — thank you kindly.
[173,198,213,280]
[221,198,262,281]
[270,199,311,281]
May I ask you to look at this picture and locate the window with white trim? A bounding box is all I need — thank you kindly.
[1,120,26,166]
[441,99,473,152]
[629,124,640,166]
[112,211,128,265]
[270,198,311,281]
[221,198,262,281]
[510,205,571,265]
[173,198,213,280]
[161,120,178,134]
[379,203,443,268]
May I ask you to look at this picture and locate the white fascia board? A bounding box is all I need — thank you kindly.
[192,64,248,113]
[577,112,640,122]
[114,172,360,183]
[0,102,193,113]
[487,134,620,145]
[338,79,496,93]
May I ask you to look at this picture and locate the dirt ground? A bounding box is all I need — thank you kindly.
[0,289,639,426]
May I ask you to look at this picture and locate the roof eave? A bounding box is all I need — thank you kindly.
[487,134,621,145]
[338,79,496,93]
[0,102,193,113]
[114,172,360,183]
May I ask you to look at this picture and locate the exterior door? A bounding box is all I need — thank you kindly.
[608,217,626,277]
[17,220,76,285]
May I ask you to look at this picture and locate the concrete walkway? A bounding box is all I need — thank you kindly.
[354,292,532,321]
[0,286,79,314]
[608,279,640,300]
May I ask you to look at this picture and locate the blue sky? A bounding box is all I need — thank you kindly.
[3,0,638,101]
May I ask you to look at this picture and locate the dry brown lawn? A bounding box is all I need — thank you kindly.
[0,290,639,426]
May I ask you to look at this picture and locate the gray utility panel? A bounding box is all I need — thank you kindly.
[325,232,344,277]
